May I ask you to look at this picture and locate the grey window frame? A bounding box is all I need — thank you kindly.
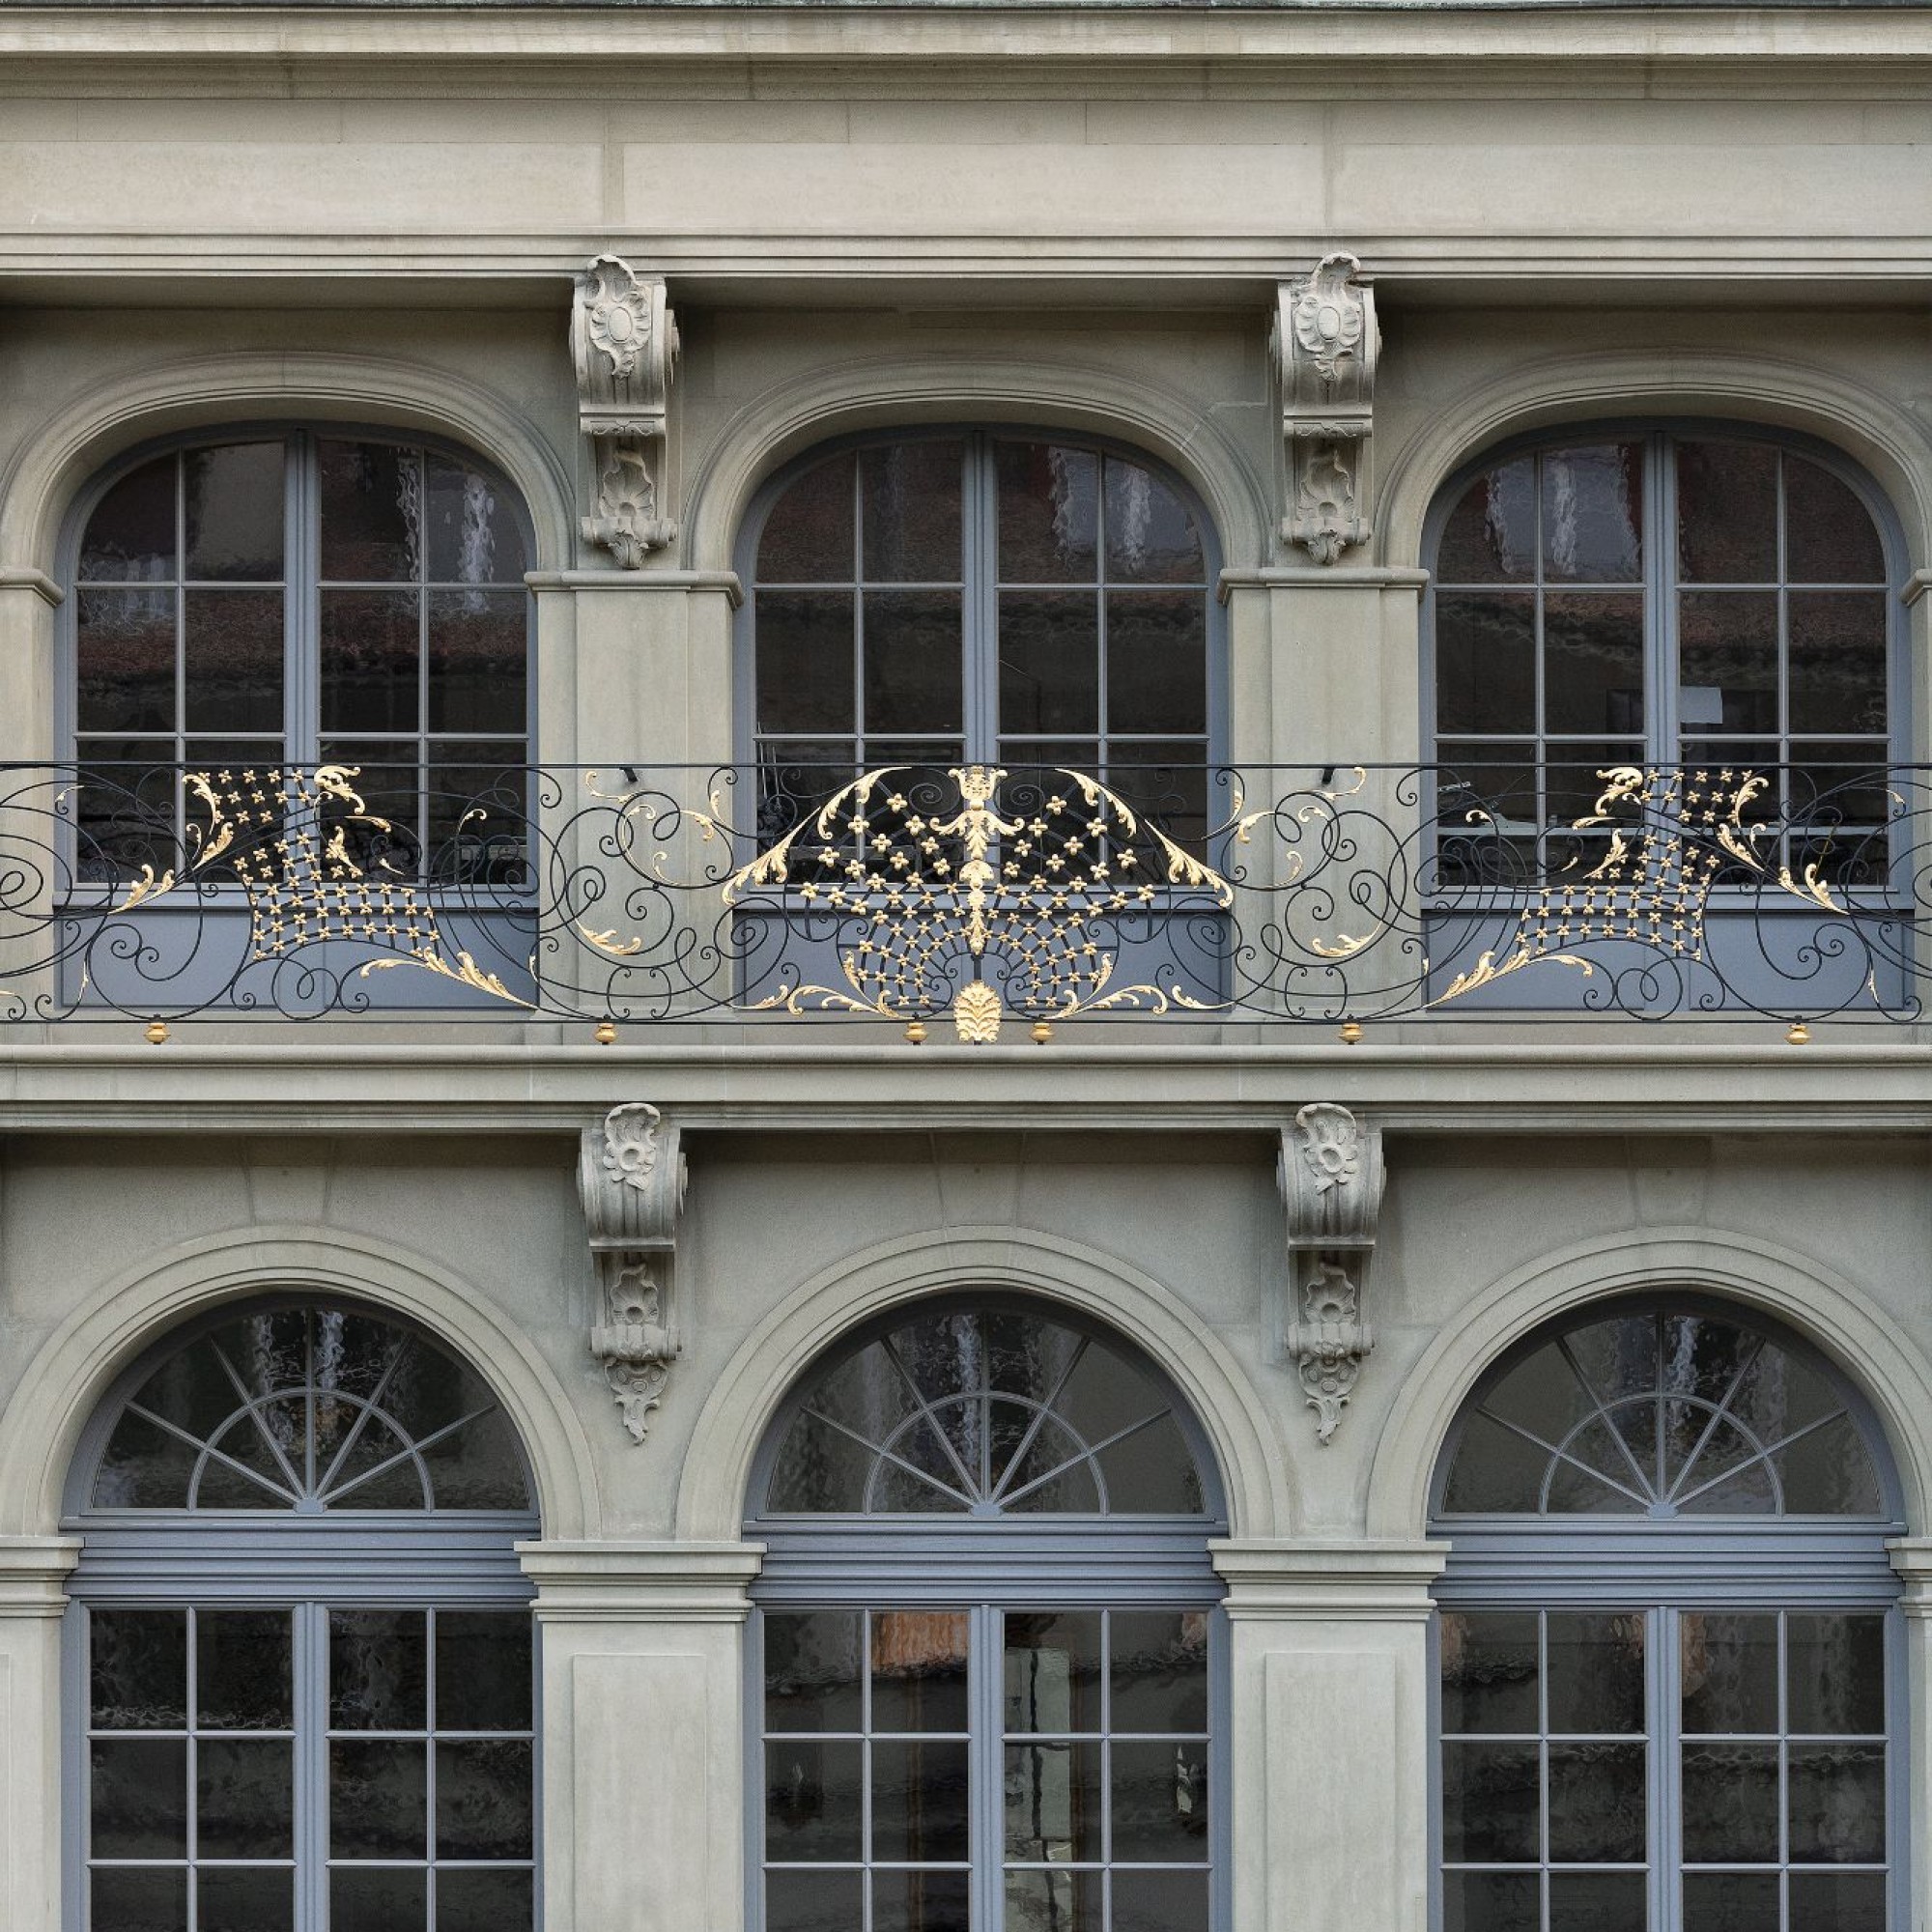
[744,1293,1232,1932]
[732,425,1229,781]
[1429,1295,1909,1932]
[60,1299,542,1932]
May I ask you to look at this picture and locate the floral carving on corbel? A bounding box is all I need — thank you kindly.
[1277,1102,1385,1442]
[571,255,680,568]
[1271,254,1378,566]
[578,1102,689,1441]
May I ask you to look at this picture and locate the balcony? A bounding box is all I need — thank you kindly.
[0,756,1919,1042]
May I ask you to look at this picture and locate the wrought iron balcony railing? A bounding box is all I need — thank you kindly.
[0,756,1920,1037]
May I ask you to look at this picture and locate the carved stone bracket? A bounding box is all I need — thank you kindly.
[1270,253,1379,566]
[572,255,680,568]
[578,1102,688,1441]
[1277,1102,1385,1443]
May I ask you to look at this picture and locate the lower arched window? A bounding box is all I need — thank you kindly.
[1432,1298,1903,1932]
[746,1296,1227,1932]
[65,1301,540,1932]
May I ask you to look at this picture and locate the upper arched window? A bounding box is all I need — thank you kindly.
[1431,1299,1902,1932]
[749,1297,1224,1932]
[71,430,531,869]
[745,430,1217,841]
[69,1300,538,1932]
[1429,432,1893,832]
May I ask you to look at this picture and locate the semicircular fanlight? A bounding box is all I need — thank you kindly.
[1441,1308,1883,1519]
[763,1304,1208,1518]
[90,1304,530,1513]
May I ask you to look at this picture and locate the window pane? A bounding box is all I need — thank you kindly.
[872,1738,970,1861]
[1545,1872,1646,1930]
[1788,1615,1885,1736]
[1105,458,1204,584]
[1111,1737,1208,1861]
[1682,1741,1779,1861]
[874,1868,971,1932]
[321,440,423,582]
[93,1609,187,1729]
[1549,1615,1644,1735]
[426,451,527,584]
[1680,1613,1777,1734]
[82,455,178,582]
[89,1865,187,1932]
[436,1867,535,1932]
[185,442,284,582]
[1678,592,1779,736]
[757,592,854,735]
[765,1738,864,1860]
[437,1738,533,1858]
[417,1401,529,1510]
[760,453,856,582]
[1107,591,1207,734]
[1542,442,1642,582]
[1679,440,1778,582]
[865,591,963,734]
[1548,1740,1646,1861]
[331,1865,427,1932]
[1441,1739,1538,1861]
[1787,592,1887,735]
[767,1869,863,1932]
[436,1612,532,1734]
[1000,443,1098,582]
[1773,1413,1882,1516]
[77,587,177,733]
[322,588,419,734]
[1004,1740,1101,1861]
[1435,592,1535,735]
[330,1739,429,1858]
[1110,1611,1208,1734]
[863,441,962,582]
[331,1610,428,1729]
[1788,1743,1886,1862]
[1110,1867,1208,1932]
[1785,457,1886,583]
[183,588,284,734]
[1441,1870,1538,1932]
[871,1611,970,1734]
[427,590,526,735]
[1545,593,1644,736]
[1006,1869,1101,1932]
[1683,1873,1780,1932]
[1440,1409,1548,1513]
[91,1737,188,1857]
[1006,1612,1102,1733]
[197,1737,294,1857]
[1788,1872,1888,1932]
[1000,592,1099,735]
[93,1407,200,1508]
[198,1610,292,1731]
[1436,456,1536,583]
[1440,1612,1538,1735]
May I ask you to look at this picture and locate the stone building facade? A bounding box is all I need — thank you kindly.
[3,7,1932,1932]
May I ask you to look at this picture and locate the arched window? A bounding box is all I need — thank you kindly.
[1429,431,1894,835]
[743,431,1217,843]
[748,1297,1226,1932]
[67,1301,539,1932]
[1432,1299,1903,1932]
[71,429,531,875]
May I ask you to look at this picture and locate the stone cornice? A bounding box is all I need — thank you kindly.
[518,1539,765,1621]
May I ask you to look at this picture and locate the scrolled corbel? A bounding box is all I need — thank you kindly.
[1271,253,1378,566]
[578,1101,689,1441]
[572,255,680,567]
[1277,1102,1384,1442]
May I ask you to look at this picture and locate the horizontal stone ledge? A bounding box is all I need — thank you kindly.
[519,1538,766,1620]
[525,568,743,604]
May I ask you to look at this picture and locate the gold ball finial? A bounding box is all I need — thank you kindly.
[594,1020,617,1046]
[144,1020,169,1046]
[1339,1020,1363,1046]
[905,1020,927,1046]
[1786,1020,1811,1046]
[1031,1020,1053,1046]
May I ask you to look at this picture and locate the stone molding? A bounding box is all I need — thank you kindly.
[1278,1103,1385,1444]
[0,566,62,607]
[1271,253,1378,566]
[572,254,679,569]
[1209,1537,1447,1619]
[0,1536,82,1617]
[578,1102,689,1443]
[518,1539,764,1623]
[524,568,742,604]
